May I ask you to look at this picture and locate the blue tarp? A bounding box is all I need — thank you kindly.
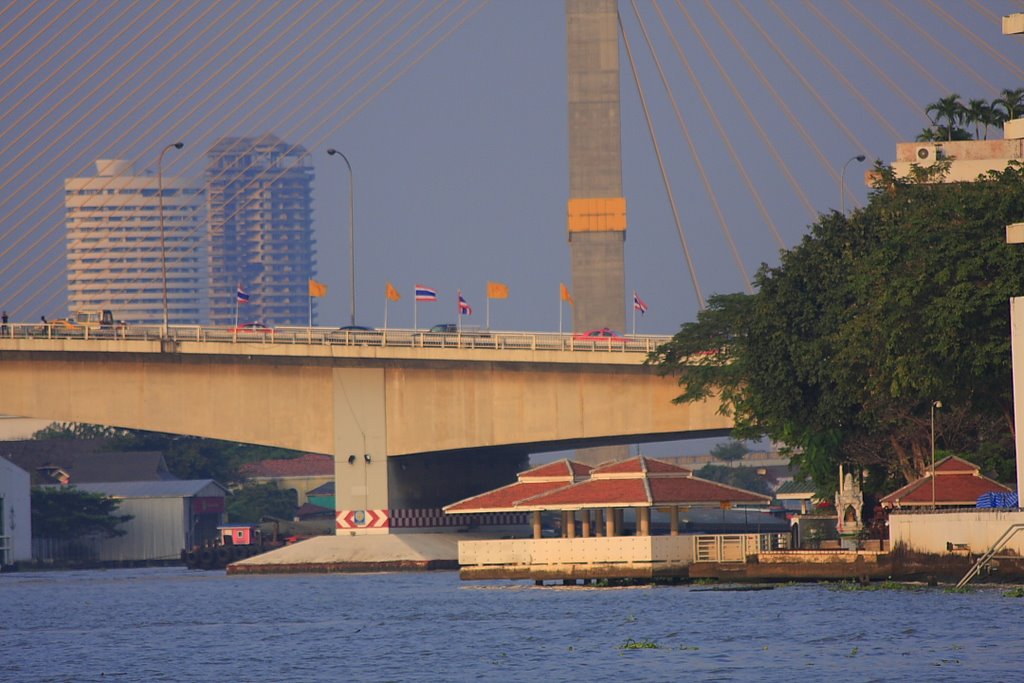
[976,491,1019,508]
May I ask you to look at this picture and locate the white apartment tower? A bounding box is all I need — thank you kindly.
[64,159,205,324]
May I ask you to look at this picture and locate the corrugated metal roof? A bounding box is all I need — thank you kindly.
[73,479,227,498]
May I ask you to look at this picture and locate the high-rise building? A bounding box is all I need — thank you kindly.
[205,134,315,326]
[64,159,205,324]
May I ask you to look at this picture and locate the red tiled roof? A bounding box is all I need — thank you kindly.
[449,455,769,512]
[880,456,1012,508]
[444,459,591,514]
[591,456,692,477]
[240,453,333,478]
[522,459,593,480]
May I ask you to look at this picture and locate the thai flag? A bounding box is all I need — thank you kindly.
[633,291,648,315]
[458,291,472,316]
[415,285,437,302]
[237,284,250,304]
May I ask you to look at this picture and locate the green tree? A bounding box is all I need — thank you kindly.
[925,94,966,141]
[31,424,305,485]
[650,163,1024,495]
[964,98,994,140]
[710,440,749,463]
[226,483,297,523]
[31,487,133,539]
[33,422,128,440]
[994,87,1024,121]
[695,465,773,497]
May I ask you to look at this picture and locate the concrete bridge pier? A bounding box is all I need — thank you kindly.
[330,367,530,535]
[331,367,390,534]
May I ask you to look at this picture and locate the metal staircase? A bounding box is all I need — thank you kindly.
[956,523,1024,589]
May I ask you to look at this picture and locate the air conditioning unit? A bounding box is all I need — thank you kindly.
[914,143,943,166]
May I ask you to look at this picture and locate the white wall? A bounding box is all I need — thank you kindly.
[0,456,32,563]
[889,510,1024,555]
[90,497,187,562]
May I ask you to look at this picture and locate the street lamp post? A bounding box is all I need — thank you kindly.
[931,400,942,508]
[157,141,184,337]
[327,148,355,327]
[840,154,867,215]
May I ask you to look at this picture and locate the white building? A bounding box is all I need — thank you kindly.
[72,480,227,563]
[64,159,205,325]
[889,119,1024,183]
[0,456,32,566]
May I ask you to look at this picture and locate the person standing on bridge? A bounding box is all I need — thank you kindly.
[1,310,7,335]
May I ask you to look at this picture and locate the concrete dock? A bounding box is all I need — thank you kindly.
[227,532,495,575]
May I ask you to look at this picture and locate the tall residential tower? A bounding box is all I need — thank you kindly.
[205,134,315,326]
[64,159,205,324]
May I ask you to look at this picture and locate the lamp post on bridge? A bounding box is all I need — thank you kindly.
[931,400,942,508]
[157,141,184,338]
[840,154,866,216]
[327,148,356,327]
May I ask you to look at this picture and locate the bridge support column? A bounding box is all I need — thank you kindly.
[331,367,391,535]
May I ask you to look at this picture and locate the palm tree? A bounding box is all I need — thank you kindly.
[964,99,995,140]
[994,88,1024,122]
[926,94,966,141]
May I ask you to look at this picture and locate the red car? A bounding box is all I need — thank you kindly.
[573,327,627,343]
[231,322,274,334]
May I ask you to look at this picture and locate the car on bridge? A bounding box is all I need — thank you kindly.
[329,325,382,344]
[231,322,274,334]
[573,327,627,344]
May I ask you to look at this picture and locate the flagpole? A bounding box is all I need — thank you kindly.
[632,292,636,335]
[486,293,491,330]
[559,292,563,335]
[384,295,389,331]
[308,293,312,328]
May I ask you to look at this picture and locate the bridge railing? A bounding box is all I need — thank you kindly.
[0,322,672,354]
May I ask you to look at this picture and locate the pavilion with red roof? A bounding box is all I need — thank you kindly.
[446,455,770,540]
[880,455,1012,509]
[444,459,592,538]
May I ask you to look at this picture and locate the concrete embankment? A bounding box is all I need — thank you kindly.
[689,550,1024,584]
[227,532,488,575]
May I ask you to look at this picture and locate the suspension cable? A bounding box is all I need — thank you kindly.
[634,0,752,291]
[619,6,704,310]
[662,0,785,249]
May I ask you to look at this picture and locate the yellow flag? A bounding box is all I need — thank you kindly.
[308,278,327,297]
[487,281,509,299]
[386,281,401,302]
[560,282,574,306]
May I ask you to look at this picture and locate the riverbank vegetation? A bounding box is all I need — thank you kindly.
[32,422,303,484]
[650,162,1024,497]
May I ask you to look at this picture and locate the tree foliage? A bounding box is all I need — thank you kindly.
[710,440,749,462]
[226,483,297,523]
[650,163,1024,494]
[33,422,129,440]
[695,465,773,497]
[33,423,303,485]
[31,487,133,539]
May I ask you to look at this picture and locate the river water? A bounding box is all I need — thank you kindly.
[2,567,1021,682]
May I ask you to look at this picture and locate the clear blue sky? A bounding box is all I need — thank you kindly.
[0,1,1022,336]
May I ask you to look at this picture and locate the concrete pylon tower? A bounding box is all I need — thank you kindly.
[567,0,630,466]
[566,0,626,334]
